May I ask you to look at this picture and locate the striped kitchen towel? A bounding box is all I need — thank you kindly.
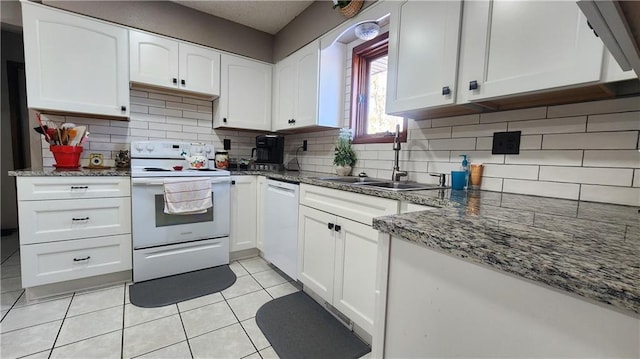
[163,177,212,215]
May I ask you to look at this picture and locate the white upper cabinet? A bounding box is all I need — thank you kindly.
[457,0,605,103]
[214,54,272,131]
[272,40,344,132]
[130,30,220,98]
[22,2,130,118]
[386,0,463,115]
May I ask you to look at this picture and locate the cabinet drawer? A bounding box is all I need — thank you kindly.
[19,197,131,244]
[17,177,130,201]
[20,234,132,288]
[300,184,397,225]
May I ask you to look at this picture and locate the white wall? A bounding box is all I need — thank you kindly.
[39,90,263,167]
[285,96,640,207]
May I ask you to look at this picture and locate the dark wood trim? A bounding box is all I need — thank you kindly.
[350,32,407,144]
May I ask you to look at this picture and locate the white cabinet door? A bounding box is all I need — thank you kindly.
[458,0,604,103]
[229,176,257,252]
[215,54,272,130]
[333,217,379,334]
[256,176,266,251]
[294,42,320,128]
[179,42,221,96]
[272,56,297,131]
[297,205,336,303]
[130,30,179,90]
[22,2,129,118]
[386,0,462,115]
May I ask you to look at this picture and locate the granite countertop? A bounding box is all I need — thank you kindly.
[10,168,639,315]
[9,167,131,177]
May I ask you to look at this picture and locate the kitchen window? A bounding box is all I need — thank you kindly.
[350,32,406,144]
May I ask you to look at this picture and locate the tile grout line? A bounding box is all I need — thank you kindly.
[48,292,75,359]
[176,304,195,359]
[221,288,262,359]
[121,283,126,359]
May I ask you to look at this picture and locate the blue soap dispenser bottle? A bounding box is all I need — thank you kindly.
[459,154,469,189]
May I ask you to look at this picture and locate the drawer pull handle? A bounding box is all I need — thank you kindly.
[70,186,88,190]
[328,223,334,230]
[334,225,341,232]
[73,256,91,262]
[72,217,90,222]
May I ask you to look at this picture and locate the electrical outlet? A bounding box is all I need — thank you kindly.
[492,131,521,155]
[302,140,308,151]
[223,139,231,150]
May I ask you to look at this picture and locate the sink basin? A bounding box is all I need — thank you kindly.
[357,181,447,191]
[315,176,387,184]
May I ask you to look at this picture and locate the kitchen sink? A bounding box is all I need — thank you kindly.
[356,181,447,191]
[315,176,387,184]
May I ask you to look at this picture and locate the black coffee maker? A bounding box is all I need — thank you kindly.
[251,135,285,170]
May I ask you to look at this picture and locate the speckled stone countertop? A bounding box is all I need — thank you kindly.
[372,190,640,316]
[8,167,130,177]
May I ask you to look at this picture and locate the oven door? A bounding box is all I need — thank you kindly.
[131,177,230,249]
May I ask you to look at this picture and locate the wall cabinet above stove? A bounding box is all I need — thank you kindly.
[21,2,130,118]
[130,30,221,99]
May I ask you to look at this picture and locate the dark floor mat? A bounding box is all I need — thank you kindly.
[129,265,236,308]
[256,291,371,359]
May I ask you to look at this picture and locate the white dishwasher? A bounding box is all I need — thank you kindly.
[264,179,299,280]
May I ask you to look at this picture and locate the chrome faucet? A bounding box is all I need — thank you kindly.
[391,124,407,182]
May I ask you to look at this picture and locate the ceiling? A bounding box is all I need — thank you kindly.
[172,0,315,35]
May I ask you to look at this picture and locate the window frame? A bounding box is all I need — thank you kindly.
[349,31,407,145]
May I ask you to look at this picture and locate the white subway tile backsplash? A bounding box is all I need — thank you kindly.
[503,179,580,200]
[539,166,633,186]
[547,97,640,118]
[111,120,147,129]
[153,123,182,132]
[431,114,479,128]
[587,111,640,132]
[130,96,165,107]
[451,151,504,164]
[542,131,638,149]
[505,150,583,166]
[149,107,183,117]
[89,125,129,136]
[130,104,148,114]
[410,126,451,140]
[507,116,586,135]
[427,162,460,174]
[130,113,166,123]
[197,105,213,113]
[480,107,547,124]
[452,123,507,138]
[428,138,476,150]
[166,101,198,111]
[129,90,148,98]
[634,170,640,187]
[408,119,432,129]
[582,150,640,168]
[479,177,503,192]
[520,135,543,150]
[166,116,197,125]
[580,185,640,207]
[475,137,493,150]
[148,92,184,102]
[483,164,539,180]
[182,98,213,107]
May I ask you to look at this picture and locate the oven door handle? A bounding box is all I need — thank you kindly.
[131,177,231,186]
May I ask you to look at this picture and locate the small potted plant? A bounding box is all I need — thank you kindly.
[333,128,357,176]
[332,0,363,18]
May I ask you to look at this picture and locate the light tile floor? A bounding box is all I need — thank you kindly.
[0,238,300,359]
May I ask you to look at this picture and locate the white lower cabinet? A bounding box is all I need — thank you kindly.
[298,184,397,334]
[229,176,257,252]
[256,176,266,251]
[16,177,132,291]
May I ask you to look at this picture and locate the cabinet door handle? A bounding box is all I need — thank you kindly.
[173,78,178,84]
[223,118,228,123]
[334,224,341,232]
[442,86,451,95]
[70,186,88,190]
[469,80,479,90]
[72,217,90,221]
[121,105,127,112]
[181,79,186,85]
[231,180,236,185]
[290,119,296,125]
[73,256,91,262]
[328,223,334,230]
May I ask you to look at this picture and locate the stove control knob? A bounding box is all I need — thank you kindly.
[146,144,155,152]
[135,143,144,152]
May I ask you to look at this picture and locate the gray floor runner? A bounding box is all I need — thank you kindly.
[256,291,371,359]
[129,265,236,308]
